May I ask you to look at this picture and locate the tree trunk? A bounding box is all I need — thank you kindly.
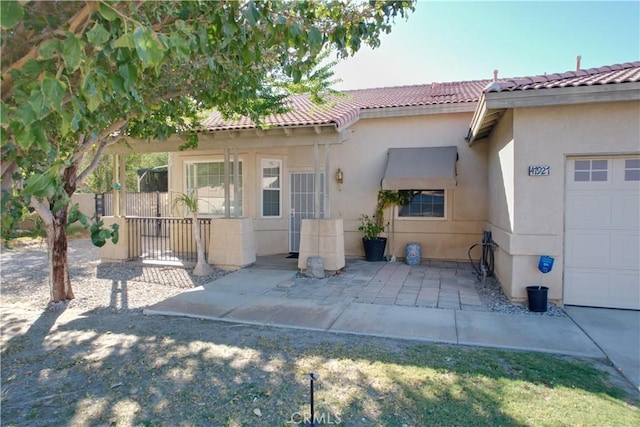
[191,214,212,277]
[46,206,74,302]
[30,162,79,303]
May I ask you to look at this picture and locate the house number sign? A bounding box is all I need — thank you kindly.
[528,165,550,176]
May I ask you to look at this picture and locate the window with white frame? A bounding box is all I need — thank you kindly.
[185,161,243,216]
[398,190,446,219]
[574,159,608,182]
[624,158,640,181]
[261,159,281,218]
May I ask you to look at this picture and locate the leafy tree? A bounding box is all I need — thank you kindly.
[1,0,414,303]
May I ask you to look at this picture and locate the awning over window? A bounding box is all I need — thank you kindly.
[381,146,458,190]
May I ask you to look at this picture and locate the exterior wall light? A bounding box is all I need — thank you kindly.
[336,168,344,191]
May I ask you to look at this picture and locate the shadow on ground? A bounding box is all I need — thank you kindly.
[1,308,637,426]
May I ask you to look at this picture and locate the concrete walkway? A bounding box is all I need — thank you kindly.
[144,256,639,391]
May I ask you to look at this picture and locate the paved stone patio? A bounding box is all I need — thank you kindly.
[261,259,486,311]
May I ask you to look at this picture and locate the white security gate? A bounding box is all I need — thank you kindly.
[289,172,324,253]
[564,156,640,309]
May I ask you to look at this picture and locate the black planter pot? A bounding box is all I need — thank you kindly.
[363,237,387,262]
[526,286,548,312]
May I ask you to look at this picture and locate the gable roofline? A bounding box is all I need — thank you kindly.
[466,61,640,144]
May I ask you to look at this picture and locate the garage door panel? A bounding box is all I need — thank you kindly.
[564,269,611,306]
[565,231,611,267]
[565,269,640,309]
[610,232,640,269]
[613,193,640,226]
[566,193,612,228]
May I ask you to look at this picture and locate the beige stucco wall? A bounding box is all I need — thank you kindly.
[18,193,95,231]
[332,113,488,261]
[169,111,490,261]
[487,100,640,305]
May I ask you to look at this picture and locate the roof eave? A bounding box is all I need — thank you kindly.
[484,82,640,109]
[466,82,640,145]
[360,102,477,119]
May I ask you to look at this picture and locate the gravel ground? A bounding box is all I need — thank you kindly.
[473,273,566,317]
[0,238,228,314]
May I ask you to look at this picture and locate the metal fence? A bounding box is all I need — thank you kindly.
[126,217,212,263]
[95,192,170,218]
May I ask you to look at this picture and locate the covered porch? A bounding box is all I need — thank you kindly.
[99,123,350,272]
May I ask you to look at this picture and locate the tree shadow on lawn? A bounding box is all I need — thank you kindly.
[1,309,638,426]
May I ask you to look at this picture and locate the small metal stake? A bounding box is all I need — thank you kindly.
[306,373,318,427]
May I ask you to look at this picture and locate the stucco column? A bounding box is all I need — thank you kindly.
[224,148,230,218]
[118,153,126,216]
[111,154,126,217]
[314,142,321,219]
[97,216,139,261]
[112,154,120,217]
[233,147,240,218]
[324,140,330,218]
[208,217,256,270]
[298,219,345,273]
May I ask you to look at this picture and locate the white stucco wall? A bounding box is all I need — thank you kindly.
[487,99,640,304]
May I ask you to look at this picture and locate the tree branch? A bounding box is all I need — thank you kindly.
[30,196,54,228]
[1,2,97,98]
[1,162,19,193]
[73,116,129,186]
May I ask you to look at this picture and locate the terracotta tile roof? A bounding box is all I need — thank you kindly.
[200,80,490,132]
[346,80,490,108]
[484,61,640,92]
[200,94,360,131]
[200,61,639,132]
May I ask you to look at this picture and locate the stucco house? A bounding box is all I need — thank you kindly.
[102,61,639,310]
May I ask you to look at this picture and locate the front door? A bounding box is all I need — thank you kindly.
[289,172,324,253]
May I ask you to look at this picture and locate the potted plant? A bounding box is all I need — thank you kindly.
[358,214,387,261]
[371,190,414,262]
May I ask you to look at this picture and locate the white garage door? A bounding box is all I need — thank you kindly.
[565,156,640,309]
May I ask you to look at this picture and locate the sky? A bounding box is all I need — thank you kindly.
[330,1,640,90]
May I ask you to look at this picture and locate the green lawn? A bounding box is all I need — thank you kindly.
[299,342,639,426]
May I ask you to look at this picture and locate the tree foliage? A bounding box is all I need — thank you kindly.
[1,0,415,302]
